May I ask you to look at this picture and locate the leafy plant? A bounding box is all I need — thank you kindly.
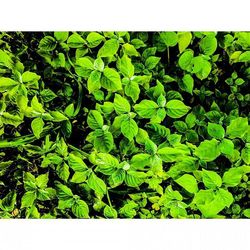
[0,31,249,218]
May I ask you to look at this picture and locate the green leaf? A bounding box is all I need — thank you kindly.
[98,39,119,57]
[123,43,139,56]
[39,36,57,51]
[87,110,103,130]
[94,130,114,153]
[117,54,134,77]
[134,100,158,118]
[114,94,131,114]
[87,172,107,197]
[21,191,36,208]
[1,191,16,212]
[121,117,138,141]
[56,163,70,182]
[222,167,244,187]
[125,80,140,102]
[31,117,44,139]
[71,171,89,183]
[243,209,250,218]
[181,74,194,94]
[101,68,122,91]
[72,200,89,218]
[178,50,194,70]
[241,146,250,164]
[87,32,104,48]
[145,56,160,70]
[67,33,85,48]
[238,51,250,62]
[95,153,119,175]
[207,122,225,139]
[160,32,178,47]
[36,173,49,189]
[1,112,22,127]
[157,147,189,162]
[68,153,88,172]
[0,77,19,92]
[0,50,14,69]
[54,32,69,42]
[175,174,198,193]
[166,100,190,118]
[104,205,117,218]
[219,139,234,156]
[200,35,217,55]
[178,32,192,53]
[195,139,220,162]
[55,182,73,200]
[226,117,248,139]
[202,169,222,189]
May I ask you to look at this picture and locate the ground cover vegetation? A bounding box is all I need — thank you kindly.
[0,31,249,218]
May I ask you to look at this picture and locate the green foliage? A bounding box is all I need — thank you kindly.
[0,31,249,218]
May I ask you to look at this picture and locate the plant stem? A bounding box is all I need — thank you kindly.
[106,189,113,208]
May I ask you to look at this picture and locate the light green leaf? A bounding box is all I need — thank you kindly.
[178,32,192,53]
[68,153,88,172]
[72,200,89,218]
[202,169,222,189]
[219,139,234,156]
[166,100,190,118]
[54,32,69,42]
[55,182,73,200]
[121,117,138,141]
[98,39,119,57]
[87,32,104,48]
[134,100,158,118]
[67,33,85,48]
[114,94,131,114]
[222,167,244,187]
[0,77,19,92]
[104,205,117,218]
[157,147,189,162]
[36,173,49,189]
[175,174,198,193]
[117,54,134,77]
[56,162,70,182]
[21,191,36,208]
[178,50,194,70]
[101,68,122,91]
[87,172,107,197]
[200,35,217,55]
[39,36,57,51]
[125,80,140,102]
[145,56,160,70]
[241,146,250,164]
[207,122,225,139]
[181,74,194,94]
[226,117,248,139]
[94,130,114,153]
[95,153,119,175]
[71,171,89,183]
[195,139,220,162]
[1,112,22,127]
[160,32,178,47]
[87,110,103,130]
[31,117,44,139]
[238,51,250,62]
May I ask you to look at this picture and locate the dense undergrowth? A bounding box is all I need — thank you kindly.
[0,31,249,218]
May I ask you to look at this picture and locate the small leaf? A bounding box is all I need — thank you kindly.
[31,117,44,139]
[202,169,222,189]
[207,122,225,139]
[39,36,57,51]
[101,68,122,91]
[175,174,198,193]
[114,94,131,114]
[121,117,138,141]
[87,110,103,130]
[98,39,119,57]
[21,191,36,208]
[226,117,248,139]
[166,100,190,118]
[72,200,89,218]
[87,172,107,197]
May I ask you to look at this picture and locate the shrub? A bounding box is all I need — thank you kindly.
[0,32,249,218]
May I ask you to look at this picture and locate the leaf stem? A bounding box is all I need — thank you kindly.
[106,189,113,208]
